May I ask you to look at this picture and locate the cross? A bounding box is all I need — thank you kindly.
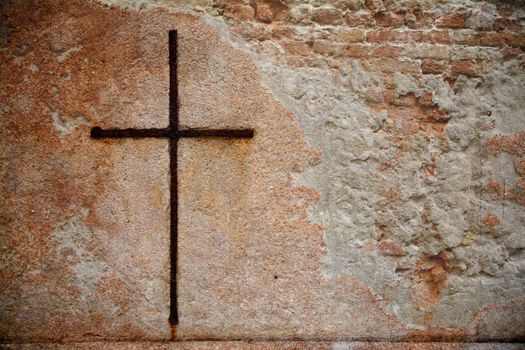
[90,30,254,325]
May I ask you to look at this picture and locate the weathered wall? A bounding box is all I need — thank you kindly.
[1,0,524,344]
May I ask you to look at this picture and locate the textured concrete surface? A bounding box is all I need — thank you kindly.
[1,0,524,344]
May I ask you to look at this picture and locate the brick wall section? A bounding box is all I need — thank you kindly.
[217,0,523,128]
[216,0,524,205]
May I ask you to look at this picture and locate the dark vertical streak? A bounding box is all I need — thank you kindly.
[168,29,179,325]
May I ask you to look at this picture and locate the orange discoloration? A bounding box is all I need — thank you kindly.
[411,252,451,311]
[485,132,525,206]
[483,213,501,227]
[171,325,177,340]
[379,187,399,199]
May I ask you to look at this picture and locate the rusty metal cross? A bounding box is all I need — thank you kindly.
[90,30,254,325]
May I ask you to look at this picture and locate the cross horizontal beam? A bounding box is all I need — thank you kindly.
[91,126,254,139]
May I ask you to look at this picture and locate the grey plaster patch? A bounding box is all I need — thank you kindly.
[50,110,88,135]
[242,46,525,330]
[51,215,108,295]
[56,46,81,63]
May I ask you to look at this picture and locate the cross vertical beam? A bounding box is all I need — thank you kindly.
[168,30,179,326]
[90,30,254,326]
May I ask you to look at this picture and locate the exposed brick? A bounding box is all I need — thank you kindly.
[312,7,343,25]
[479,31,525,47]
[367,30,451,45]
[336,0,361,11]
[436,13,465,29]
[334,28,365,42]
[501,47,523,60]
[238,22,272,41]
[255,3,273,23]
[493,18,523,33]
[345,11,373,27]
[372,45,402,58]
[286,55,325,68]
[374,11,405,27]
[421,59,446,74]
[367,29,408,43]
[497,5,514,17]
[365,0,384,11]
[225,5,255,21]
[368,58,421,74]
[281,40,311,56]
[450,60,481,77]
[366,89,384,103]
[340,44,370,57]
[267,1,290,22]
[271,25,297,40]
[418,91,435,106]
[403,45,450,59]
[405,10,435,29]
[449,31,480,46]
[406,30,446,44]
[312,40,342,55]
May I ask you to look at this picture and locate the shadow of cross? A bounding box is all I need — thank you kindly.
[90,30,254,325]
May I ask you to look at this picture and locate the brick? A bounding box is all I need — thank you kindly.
[281,40,311,56]
[368,58,421,74]
[450,60,480,77]
[255,3,273,23]
[449,31,480,46]
[285,55,323,68]
[497,5,514,17]
[367,30,451,45]
[340,43,370,57]
[418,91,435,106]
[501,47,523,59]
[366,89,384,103]
[372,45,402,58]
[225,5,254,21]
[407,31,448,44]
[421,30,451,45]
[271,25,296,40]
[345,11,373,26]
[403,45,450,59]
[312,40,342,55]
[365,0,384,11]
[436,13,465,28]
[493,18,523,32]
[268,1,290,22]
[334,28,365,42]
[405,10,435,29]
[336,0,361,11]
[479,32,525,47]
[421,59,446,74]
[241,23,272,41]
[312,7,343,25]
[374,11,405,27]
[367,29,409,43]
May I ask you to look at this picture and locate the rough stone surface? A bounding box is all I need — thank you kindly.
[1,342,525,350]
[1,0,524,344]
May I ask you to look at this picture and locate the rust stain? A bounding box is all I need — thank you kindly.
[482,213,501,227]
[485,132,525,206]
[411,251,452,313]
